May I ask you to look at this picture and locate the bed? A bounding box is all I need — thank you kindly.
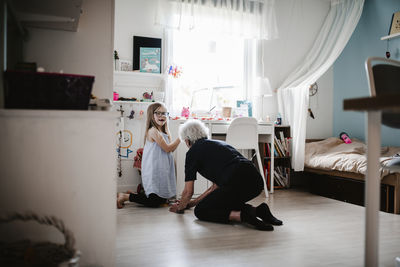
[303,137,400,214]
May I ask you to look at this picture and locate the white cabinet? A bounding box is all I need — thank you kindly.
[0,110,118,267]
[11,0,83,32]
[113,101,152,192]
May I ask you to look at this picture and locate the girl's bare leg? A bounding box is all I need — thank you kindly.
[117,193,130,209]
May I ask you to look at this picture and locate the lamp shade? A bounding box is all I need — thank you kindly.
[257,77,273,97]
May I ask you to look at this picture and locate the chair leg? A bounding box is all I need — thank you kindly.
[255,148,268,198]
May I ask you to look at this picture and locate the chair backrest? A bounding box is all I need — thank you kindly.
[365,57,400,128]
[226,117,259,150]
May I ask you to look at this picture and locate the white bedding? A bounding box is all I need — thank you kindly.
[304,137,400,178]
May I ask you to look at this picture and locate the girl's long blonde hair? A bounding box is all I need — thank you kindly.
[144,102,171,144]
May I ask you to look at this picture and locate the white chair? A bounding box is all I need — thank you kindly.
[226,117,268,198]
[365,57,400,171]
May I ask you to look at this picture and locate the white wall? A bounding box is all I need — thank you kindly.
[23,0,114,99]
[261,0,333,139]
[306,66,333,139]
[114,0,163,63]
[113,0,335,139]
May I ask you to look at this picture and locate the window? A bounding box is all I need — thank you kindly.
[171,30,245,116]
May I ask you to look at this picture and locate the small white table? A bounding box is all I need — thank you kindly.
[344,94,400,267]
[169,119,275,196]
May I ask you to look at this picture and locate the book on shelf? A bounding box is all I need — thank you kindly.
[267,160,271,190]
[274,134,292,157]
[274,141,283,157]
[274,136,285,157]
[279,131,287,152]
[274,166,290,187]
[265,143,271,157]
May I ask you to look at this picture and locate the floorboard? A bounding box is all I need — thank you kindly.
[116,188,400,267]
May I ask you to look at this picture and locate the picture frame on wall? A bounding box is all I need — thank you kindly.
[388,11,400,35]
[133,36,162,73]
[140,47,161,73]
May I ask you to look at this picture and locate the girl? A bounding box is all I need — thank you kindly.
[117,102,180,208]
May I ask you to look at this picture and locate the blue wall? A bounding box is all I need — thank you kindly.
[333,0,400,146]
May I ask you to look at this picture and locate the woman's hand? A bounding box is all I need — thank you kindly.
[186,200,197,208]
[175,199,196,209]
[169,203,184,213]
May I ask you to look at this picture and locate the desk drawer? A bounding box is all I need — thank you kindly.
[258,125,273,134]
[211,124,229,134]
[211,123,273,134]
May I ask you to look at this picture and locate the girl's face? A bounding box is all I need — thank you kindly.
[153,106,169,127]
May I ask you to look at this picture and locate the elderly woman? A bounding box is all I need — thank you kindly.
[169,120,282,231]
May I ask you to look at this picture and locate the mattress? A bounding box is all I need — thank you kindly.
[304,137,400,179]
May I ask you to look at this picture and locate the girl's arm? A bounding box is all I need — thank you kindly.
[148,128,180,153]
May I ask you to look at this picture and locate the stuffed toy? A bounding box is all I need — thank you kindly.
[339,132,352,144]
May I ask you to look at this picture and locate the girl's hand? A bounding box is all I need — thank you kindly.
[169,203,184,213]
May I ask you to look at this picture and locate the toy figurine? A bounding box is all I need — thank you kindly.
[138,110,144,119]
[181,107,190,118]
[339,132,352,144]
[127,110,135,120]
[143,91,153,100]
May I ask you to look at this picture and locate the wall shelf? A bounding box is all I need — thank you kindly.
[113,70,164,101]
[381,32,400,41]
[113,100,153,104]
[114,70,163,77]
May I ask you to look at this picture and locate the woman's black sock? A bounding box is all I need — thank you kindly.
[240,205,274,231]
[256,203,283,225]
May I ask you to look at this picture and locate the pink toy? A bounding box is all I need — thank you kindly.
[181,107,190,118]
[113,92,119,101]
[340,132,352,144]
[143,91,153,100]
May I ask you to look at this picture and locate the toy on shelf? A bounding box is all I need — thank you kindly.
[142,91,154,102]
[117,97,138,101]
[113,92,119,101]
[339,132,352,144]
[167,65,182,78]
[181,107,190,118]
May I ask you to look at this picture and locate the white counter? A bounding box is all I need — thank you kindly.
[0,109,118,267]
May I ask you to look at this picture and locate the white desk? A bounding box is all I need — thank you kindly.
[169,119,275,197]
[344,95,400,267]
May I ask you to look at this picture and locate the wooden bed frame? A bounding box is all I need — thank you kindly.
[303,167,400,214]
[303,139,400,214]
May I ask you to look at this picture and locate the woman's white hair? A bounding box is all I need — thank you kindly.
[179,119,209,144]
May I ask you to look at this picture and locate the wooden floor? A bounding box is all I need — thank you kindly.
[116,188,400,267]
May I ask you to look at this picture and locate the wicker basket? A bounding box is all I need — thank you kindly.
[0,212,81,267]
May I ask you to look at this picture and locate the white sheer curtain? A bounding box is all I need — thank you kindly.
[155,0,278,40]
[277,0,364,171]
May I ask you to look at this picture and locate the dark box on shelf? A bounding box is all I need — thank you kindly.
[4,70,95,110]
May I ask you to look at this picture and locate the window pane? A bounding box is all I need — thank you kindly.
[172,30,244,114]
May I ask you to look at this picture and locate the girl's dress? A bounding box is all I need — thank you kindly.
[141,132,176,199]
